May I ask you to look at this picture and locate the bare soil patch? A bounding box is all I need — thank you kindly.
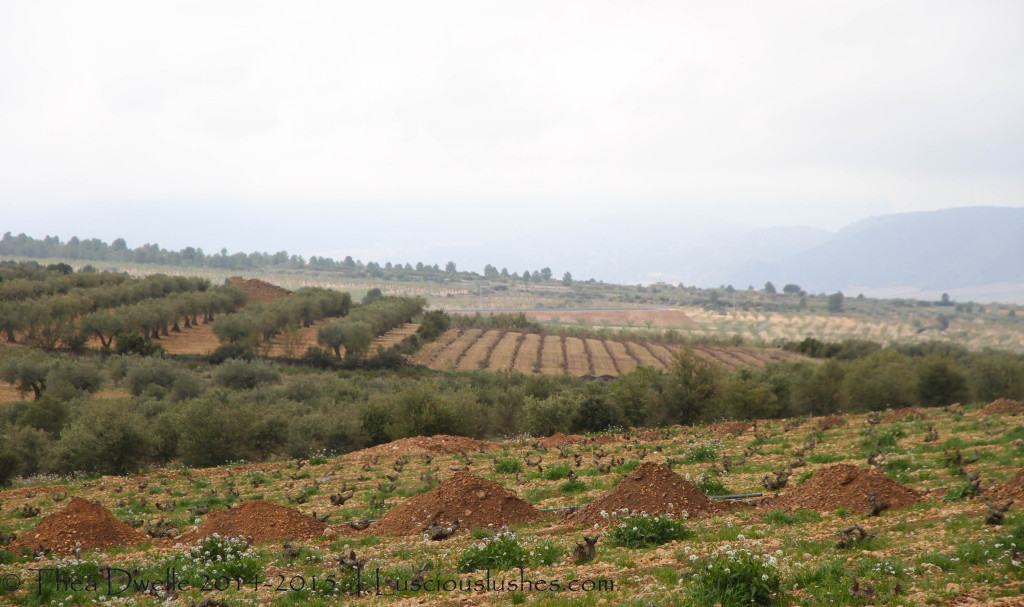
[714,421,752,438]
[180,500,325,544]
[883,407,927,422]
[559,462,724,528]
[817,415,847,430]
[12,497,147,554]
[371,472,543,535]
[768,464,920,514]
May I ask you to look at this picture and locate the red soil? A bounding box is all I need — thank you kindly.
[560,462,724,528]
[179,500,325,544]
[372,472,543,535]
[982,399,1023,416]
[768,464,920,514]
[11,497,147,554]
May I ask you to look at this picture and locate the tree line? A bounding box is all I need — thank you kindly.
[1,233,575,285]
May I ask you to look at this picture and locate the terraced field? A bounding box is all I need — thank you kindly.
[413,329,808,376]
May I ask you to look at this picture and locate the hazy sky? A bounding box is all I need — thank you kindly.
[1,1,1022,266]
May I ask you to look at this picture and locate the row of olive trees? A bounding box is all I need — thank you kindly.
[80,287,246,347]
[316,296,426,357]
[0,270,221,349]
[212,288,353,349]
[0,260,130,301]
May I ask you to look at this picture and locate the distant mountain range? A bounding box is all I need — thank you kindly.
[423,206,1024,303]
[725,206,1024,302]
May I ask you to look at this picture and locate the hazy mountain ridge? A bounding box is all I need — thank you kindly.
[728,206,1024,295]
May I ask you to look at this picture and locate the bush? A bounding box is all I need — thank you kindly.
[688,545,783,607]
[115,333,163,356]
[685,444,719,463]
[0,449,21,485]
[607,512,689,548]
[208,343,255,364]
[417,309,451,341]
[53,398,156,474]
[523,393,579,436]
[214,359,282,390]
[494,457,523,474]
[458,530,529,572]
[123,357,182,395]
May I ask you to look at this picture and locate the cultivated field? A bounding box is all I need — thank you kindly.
[1,403,1024,605]
[413,329,809,376]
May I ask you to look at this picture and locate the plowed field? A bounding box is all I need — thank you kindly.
[413,329,809,376]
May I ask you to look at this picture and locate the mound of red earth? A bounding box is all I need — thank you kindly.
[227,276,291,303]
[769,464,920,514]
[982,398,1023,415]
[883,407,927,423]
[990,469,1024,502]
[11,498,147,554]
[816,415,847,430]
[351,435,491,459]
[560,462,724,529]
[372,472,543,535]
[179,500,325,544]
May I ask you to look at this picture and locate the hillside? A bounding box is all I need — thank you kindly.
[729,206,1024,299]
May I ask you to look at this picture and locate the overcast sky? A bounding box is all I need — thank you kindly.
[1,1,1022,267]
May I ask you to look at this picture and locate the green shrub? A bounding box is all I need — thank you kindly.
[685,444,718,463]
[180,534,261,580]
[0,449,20,485]
[53,398,155,474]
[208,343,255,364]
[494,457,523,474]
[541,461,571,480]
[530,539,564,566]
[115,333,162,356]
[607,513,689,549]
[214,359,282,390]
[123,357,182,395]
[688,545,782,607]
[458,530,529,572]
[943,479,982,501]
[695,475,731,496]
[558,479,588,494]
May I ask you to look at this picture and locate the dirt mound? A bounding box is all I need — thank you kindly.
[990,469,1024,502]
[228,277,291,303]
[12,498,147,554]
[372,472,542,535]
[982,398,1023,415]
[883,407,927,423]
[714,421,752,438]
[817,415,847,430]
[538,432,585,448]
[560,462,723,528]
[351,435,491,459]
[769,464,920,514]
[180,500,325,544]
